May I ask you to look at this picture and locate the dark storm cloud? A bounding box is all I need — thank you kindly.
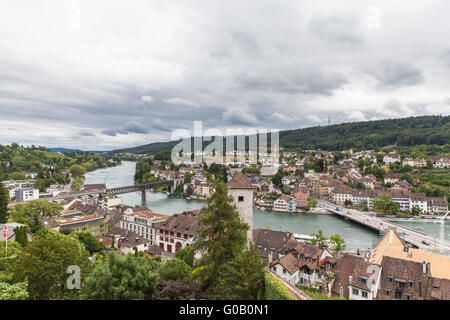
[236,69,348,96]
[0,0,448,150]
[367,62,425,89]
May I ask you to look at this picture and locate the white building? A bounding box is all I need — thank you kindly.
[14,188,39,202]
[120,207,169,246]
[383,154,401,165]
[409,193,428,213]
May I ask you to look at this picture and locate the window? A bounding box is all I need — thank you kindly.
[361,291,368,298]
[238,196,244,202]
[388,276,393,283]
[282,268,286,274]
[177,233,181,238]
[409,281,414,288]
[170,231,174,236]
[352,288,359,295]
[385,290,390,296]
[360,277,367,284]
[405,294,411,300]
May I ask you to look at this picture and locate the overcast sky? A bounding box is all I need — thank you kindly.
[0,0,449,151]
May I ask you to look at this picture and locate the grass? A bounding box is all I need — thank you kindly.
[298,286,347,300]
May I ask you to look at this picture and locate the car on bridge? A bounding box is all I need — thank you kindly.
[422,240,431,246]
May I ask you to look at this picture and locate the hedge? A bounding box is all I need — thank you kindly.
[264,273,293,300]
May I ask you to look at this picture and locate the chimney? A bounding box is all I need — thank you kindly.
[426,262,431,274]
[349,276,353,284]
[422,261,426,274]
[403,245,409,253]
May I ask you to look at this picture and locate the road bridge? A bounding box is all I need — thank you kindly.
[318,200,450,256]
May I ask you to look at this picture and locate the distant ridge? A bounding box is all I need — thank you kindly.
[50,147,82,153]
[106,115,450,155]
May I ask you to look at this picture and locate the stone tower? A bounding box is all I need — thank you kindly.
[228,171,255,244]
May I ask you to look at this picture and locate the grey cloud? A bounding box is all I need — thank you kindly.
[222,108,258,126]
[237,69,347,96]
[78,130,96,137]
[308,12,364,47]
[124,121,149,134]
[368,62,425,89]
[0,1,446,150]
[438,49,450,68]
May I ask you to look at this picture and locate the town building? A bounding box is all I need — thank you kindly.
[154,210,202,253]
[294,186,309,208]
[383,154,401,165]
[120,207,170,245]
[331,253,382,300]
[56,215,108,236]
[14,187,39,202]
[429,155,450,168]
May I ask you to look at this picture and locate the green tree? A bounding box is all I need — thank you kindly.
[308,197,318,208]
[411,205,422,216]
[74,232,106,255]
[373,194,400,215]
[0,184,9,223]
[206,245,265,300]
[80,252,157,300]
[328,234,346,253]
[193,179,261,297]
[72,177,83,191]
[175,247,195,267]
[12,229,91,299]
[9,200,63,233]
[9,172,26,180]
[13,226,28,247]
[310,230,327,248]
[0,281,29,300]
[158,258,192,281]
[69,165,86,178]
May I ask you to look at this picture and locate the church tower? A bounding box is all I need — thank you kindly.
[228,171,256,244]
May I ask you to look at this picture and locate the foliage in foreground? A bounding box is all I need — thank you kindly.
[264,273,293,300]
[80,252,158,300]
[12,229,91,300]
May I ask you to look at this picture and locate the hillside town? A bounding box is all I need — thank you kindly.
[129,149,449,216]
[3,142,449,301]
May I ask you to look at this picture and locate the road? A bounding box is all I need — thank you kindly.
[318,200,450,256]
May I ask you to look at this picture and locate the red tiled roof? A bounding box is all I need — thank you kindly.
[228,171,255,189]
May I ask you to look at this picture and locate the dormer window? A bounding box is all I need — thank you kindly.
[238,196,244,202]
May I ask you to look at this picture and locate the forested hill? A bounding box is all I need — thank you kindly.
[108,115,450,156]
[279,115,449,151]
[0,144,120,182]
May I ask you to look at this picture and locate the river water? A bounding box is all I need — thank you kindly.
[85,161,449,251]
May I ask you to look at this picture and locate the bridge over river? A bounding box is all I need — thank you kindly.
[36,180,180,203]
[318,200,450,256]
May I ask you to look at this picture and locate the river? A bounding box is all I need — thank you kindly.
[85,161,449,251]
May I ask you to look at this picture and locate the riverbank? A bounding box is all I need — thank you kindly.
[83,161,449,250]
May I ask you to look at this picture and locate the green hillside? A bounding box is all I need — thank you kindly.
[0,144,120,183]
[108,115,450,156]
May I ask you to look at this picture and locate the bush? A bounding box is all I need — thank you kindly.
[264,273,293,300]
[158,258,192,281]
